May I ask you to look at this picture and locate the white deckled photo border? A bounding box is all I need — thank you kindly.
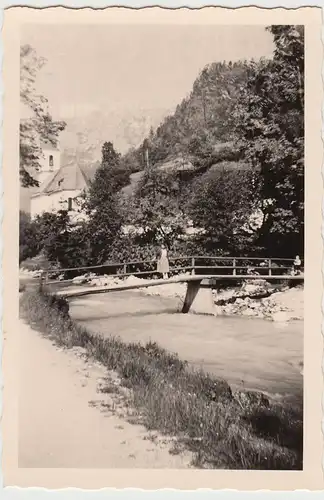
[0,0,323,498]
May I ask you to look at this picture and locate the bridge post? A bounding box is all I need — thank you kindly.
[181,279,217,315]
[181,280,202,313]
[191,257,195,275]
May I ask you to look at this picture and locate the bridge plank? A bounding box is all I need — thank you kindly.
[55,274,303,299]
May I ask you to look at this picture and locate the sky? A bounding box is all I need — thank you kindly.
[21,24,274,120]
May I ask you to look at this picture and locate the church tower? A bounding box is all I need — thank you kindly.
[36,141,61,186]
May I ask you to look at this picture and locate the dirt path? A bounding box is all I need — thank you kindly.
[19,320,192,468]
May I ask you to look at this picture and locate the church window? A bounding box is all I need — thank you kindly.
[68,197,73,211]
[49,155,54,168]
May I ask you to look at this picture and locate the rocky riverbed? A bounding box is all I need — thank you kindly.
[28,270,303,323]
[217,287,303,321]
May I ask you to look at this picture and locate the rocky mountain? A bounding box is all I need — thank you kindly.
[122,61,249,172]
[59,107,172,165]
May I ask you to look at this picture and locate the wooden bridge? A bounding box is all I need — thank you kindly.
[41,256,304,315]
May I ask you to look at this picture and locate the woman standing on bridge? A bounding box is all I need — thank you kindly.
[157,244,169,279]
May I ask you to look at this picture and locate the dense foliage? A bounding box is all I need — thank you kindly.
[20,210,88,269]
[123,168,191,249]
[188,164,262,255]
[233,25,304,257]
[83,141,130,263]
[34,211,91,268]
[19,211,40,263]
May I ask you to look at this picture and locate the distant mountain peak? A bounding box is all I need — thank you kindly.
[59,107,172,164]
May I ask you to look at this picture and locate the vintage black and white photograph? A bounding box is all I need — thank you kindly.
[3,6,321,487]
[17,19,305,471]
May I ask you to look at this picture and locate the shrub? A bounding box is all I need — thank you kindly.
[19,211,40,263]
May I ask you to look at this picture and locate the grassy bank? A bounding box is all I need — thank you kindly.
[20,289,303,470]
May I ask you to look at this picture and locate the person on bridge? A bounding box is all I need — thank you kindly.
[157,244,169,279]
[293,255,302,275]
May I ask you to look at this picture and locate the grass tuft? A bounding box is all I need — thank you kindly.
[20,289,303,470]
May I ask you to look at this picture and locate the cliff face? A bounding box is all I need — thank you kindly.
[59,107,172,162]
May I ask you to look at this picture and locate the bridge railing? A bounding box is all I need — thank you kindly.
[39,256,303,289]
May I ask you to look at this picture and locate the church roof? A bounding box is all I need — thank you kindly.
[34,164,90,196]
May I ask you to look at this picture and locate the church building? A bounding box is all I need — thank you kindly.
[30,141,90,222]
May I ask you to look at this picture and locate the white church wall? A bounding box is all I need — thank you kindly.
[31,189,83,219]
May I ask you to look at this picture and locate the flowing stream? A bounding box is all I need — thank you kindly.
[68,290,303,403]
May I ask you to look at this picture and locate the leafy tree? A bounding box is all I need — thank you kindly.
[32,210,92,268]
[33,210,70,266]
[119,147,142,174]
[19,210,40,263]
[87,141,130,207]
[20,44,66,187]
[187,164,261,254]
[233,25,304,257]
[84,142,128,263]
[123,169,191,250]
